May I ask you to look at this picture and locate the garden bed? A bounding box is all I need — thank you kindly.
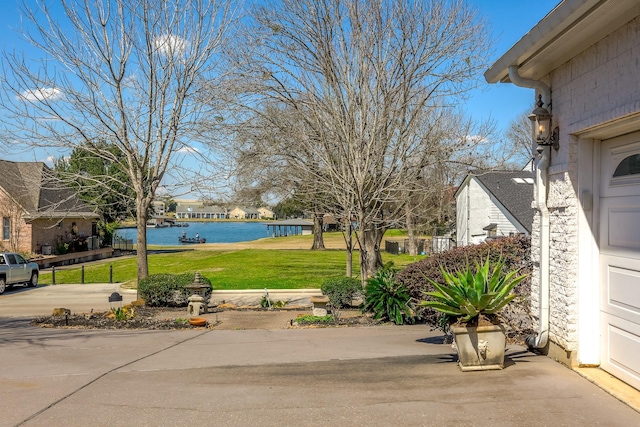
[30,306,381,330]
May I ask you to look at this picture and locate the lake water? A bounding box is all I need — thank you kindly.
[114,222,269,246]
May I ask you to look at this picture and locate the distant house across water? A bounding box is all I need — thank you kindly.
[175,204,228,219]
[172,201,274,220]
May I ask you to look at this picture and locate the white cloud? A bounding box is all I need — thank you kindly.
[154,34,188,57]
[465,134,489,145]
[44,155,56,167]
[19,87,63,102]
[177,145,200,154]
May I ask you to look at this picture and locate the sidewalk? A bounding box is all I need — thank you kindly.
[0,284,322,317]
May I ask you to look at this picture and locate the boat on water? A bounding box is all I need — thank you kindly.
[178,236,206,244]
[179,231,205,244]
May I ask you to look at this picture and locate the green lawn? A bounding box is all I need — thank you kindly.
[38,248,426,289]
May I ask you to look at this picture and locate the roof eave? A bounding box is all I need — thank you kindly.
[485,0,640,84]
[24,212,100,221]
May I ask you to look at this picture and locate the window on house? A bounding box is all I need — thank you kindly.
[613,154,640,177]
[483,223,497,238]
[2,217,9,240]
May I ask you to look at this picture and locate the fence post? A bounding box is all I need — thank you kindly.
[52,266,56,285]
[109,265,113,284]
[81,265,85,284]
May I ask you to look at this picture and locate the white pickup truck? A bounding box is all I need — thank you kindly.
[0,252,39,294]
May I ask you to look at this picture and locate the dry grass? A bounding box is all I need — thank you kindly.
[185,231,408,251]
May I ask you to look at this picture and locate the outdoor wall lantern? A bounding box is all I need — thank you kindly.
[528,94,559,152]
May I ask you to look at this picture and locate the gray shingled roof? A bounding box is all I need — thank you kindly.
[0,160,98,220]
[471,170,535,233]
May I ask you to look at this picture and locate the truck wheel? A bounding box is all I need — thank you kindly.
[29,272,39,288]
[0,277,5,294]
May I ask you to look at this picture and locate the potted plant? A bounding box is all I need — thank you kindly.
[420,257,526,371]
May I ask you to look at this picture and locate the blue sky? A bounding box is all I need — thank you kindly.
[465,0,561,135]
[0,0,561,165]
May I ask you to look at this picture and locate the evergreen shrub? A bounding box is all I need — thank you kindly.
[138,273,212,307]
[320,276,362,309]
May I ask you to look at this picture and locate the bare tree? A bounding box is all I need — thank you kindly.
[228,0,492,282]
[230,103,330,250]
[504,110,535,168]
[0,0,236,280]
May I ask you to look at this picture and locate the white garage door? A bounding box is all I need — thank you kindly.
[600,132,640,390]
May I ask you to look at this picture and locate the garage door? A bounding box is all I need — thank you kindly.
[600,132,640,390]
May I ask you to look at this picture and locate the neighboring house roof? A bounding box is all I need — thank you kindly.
[233,206,260,215]
[457,170,535,233]
[0,160,98,220]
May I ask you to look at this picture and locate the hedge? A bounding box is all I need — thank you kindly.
[138,272,212,307]
[396,235,532,329]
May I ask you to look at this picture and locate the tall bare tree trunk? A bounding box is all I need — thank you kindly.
[311,212,325,250]
[135,197,150,280]
[360,226,384,284]
[406,205,418,256]
[345,221,353,277]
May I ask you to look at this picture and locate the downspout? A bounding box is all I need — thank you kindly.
[508,65,550,349]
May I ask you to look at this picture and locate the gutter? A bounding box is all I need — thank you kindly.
[508,66,550,350]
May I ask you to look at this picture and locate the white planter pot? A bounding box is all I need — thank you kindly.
[451,324,506,371]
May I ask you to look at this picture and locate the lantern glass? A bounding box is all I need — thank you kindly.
[529,96,552,145]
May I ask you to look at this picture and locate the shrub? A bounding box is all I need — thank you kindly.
[363,264,415,325]
[138,273,212,307]
[396,235,532,330]
[320,276,362,309]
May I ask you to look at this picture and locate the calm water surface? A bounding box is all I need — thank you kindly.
[114,222,269,246]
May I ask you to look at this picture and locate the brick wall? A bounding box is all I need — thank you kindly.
[0,189,32,253]
[530,16,640,351]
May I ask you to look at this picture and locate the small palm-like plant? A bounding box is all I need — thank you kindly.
[420,257,526,323]
[363,266,415,325]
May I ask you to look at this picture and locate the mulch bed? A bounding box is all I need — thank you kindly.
[31,307,196,330]
[30,306,382,330]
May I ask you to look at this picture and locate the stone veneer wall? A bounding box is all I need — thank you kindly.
[529,16,640,353]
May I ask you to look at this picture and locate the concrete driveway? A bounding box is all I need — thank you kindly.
[1,284,640,426]
[2,320,640,427]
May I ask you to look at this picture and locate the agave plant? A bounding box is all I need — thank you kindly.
[420,257,527,323]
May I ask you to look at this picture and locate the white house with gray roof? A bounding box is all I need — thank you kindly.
[455,170,534,246]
